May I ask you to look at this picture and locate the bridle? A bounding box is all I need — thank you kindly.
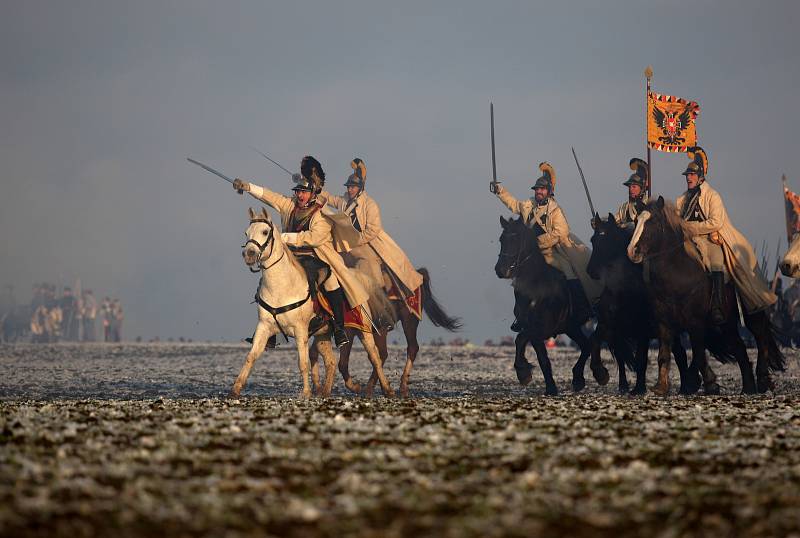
[498,230,535,276]
[243,218,284,273]
[633,215,683,262]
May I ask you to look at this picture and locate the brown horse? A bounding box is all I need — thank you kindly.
[311,267,461,398]
[627,197,785,395]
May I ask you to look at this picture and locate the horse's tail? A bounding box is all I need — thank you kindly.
[607,335,639,371]
[418,268,461,332]
[745,309,787,372]
[704,326,739,364]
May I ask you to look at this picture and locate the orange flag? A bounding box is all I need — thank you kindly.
[647,91,700,153]
[784,179,800,243]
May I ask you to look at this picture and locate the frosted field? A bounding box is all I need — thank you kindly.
[1,343,800,537]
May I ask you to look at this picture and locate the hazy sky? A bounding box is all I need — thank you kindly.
[2,1,799,344]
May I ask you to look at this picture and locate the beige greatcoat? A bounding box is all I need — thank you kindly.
[248,184,369,308]
[495,186,602,303]
[614,196,649,227]
[320,190,423,293]
[677,181,776,313]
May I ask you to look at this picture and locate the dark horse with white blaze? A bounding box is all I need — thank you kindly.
[627,197,785,395]
[587,213,730,395]
[496,215,609,395]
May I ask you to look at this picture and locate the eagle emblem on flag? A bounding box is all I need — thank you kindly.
[646,91,700,153]
[652,103,695,146]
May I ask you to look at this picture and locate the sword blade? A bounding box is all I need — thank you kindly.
[250,147,293,176]
[571,147,596,217]
[490,102,497,182]
[187,158,235,184]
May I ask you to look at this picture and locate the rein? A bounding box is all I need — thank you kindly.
[500,230,537,275]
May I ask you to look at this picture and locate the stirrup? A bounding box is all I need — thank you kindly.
[333,326,350,348]
[510,319,523,333]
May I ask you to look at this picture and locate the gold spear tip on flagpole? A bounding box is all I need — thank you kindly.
[644,65,653,79]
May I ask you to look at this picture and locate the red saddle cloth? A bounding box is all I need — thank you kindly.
[387,282,423,320]
[314,295,371,332]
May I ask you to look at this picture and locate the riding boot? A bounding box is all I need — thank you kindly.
[324,288,350,348]
[510,290,531,332]
[710,271,726,325]
[567,279,593,321]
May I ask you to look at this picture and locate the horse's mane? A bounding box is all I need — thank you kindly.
[648,200,705,267]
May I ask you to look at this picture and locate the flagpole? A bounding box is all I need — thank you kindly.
[645,66,653,198]
[783,173,791,244]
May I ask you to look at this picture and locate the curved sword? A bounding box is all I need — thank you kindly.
[187,158,234,184]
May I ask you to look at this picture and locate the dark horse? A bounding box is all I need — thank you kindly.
[496,216,609,395]
[587,214,722,395]
[627,197,785,395]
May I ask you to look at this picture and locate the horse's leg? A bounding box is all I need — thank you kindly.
[672,336,693,395]
[337,328,361,394]
[295,330,313,399]
[688,329,718,395]
[726,322,756,395]
[309,340,321,394]
[745,310,778,393]
[314,336,337,397]
[611,335,632,395]
[230,321,271,398]
[361,330,395,398]
[513,332,534,386]
[365,328,389,397]
[399,309,420,398]
[589,328,610,387]
[652,324,673,396]
[630,335,650,395]
[568,324,592,392]
[531,340,558,396]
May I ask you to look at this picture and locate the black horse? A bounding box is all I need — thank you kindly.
[587,214,721,395]
[496,216,609,395]
[627,197,785,395]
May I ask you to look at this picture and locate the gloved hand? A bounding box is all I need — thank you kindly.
[281,232,299,245]
[232,178,250,194]
[489,181,501,194]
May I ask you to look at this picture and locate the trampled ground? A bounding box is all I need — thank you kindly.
[1,343,799,537]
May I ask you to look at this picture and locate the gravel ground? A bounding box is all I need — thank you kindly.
[1,343,800,537]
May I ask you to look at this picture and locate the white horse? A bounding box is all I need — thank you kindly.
[230,207,395,398]
[780,233,800,278]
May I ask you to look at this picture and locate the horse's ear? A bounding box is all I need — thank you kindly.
[248,207,256,220]
[500,215,507,228]
[607,212,616,225]
[261,207,269,220]
[656,195,665,209]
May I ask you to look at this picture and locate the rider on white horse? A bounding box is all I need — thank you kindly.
[233,156,371,348]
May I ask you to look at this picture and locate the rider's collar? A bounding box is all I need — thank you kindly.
[294,196,317,209]
[536,196,550,207]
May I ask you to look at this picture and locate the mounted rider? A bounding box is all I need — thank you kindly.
[319,158,423,308]
[232,156,371,347]
[491,162,600,331]
[676,146,776,324]
[614,158,649,229]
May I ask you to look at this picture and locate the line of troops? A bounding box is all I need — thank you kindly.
[26,284,124,343]
[488,147,784,333]
[228,150,800,346]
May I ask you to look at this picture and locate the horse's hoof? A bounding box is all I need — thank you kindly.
[400,384,410,398]
[629,385,646,396]
[572,376,586,393]
[298,391,312,400]
[756,375,773,394]
[618,383,630,395]
[515,364,534,386]
[228,389,241,399]
[545,384,559,396]
[651,383,669,396]
[592,366,610,386]
[704,383,721,396]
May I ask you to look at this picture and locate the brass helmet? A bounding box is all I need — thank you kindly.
[682,146,708,178]
[343,158,367,189]
[291,173,315,193]
[624,158,649,188]
[532,162,556,193]
[300,155,326,194]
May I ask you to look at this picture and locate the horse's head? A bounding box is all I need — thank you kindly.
[243,207,277,270]
[495,215,543,279]
[627,196,676,263]
[588,212,630,279]
[781,233,800,278]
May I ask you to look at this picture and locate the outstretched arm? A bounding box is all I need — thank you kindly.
[494,184,524,216]
[233,179,294,214]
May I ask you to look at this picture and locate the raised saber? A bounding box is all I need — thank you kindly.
[250,147,293,177]
[187,157,235,184]
[489,102,500,192]
[571,147,596,217]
